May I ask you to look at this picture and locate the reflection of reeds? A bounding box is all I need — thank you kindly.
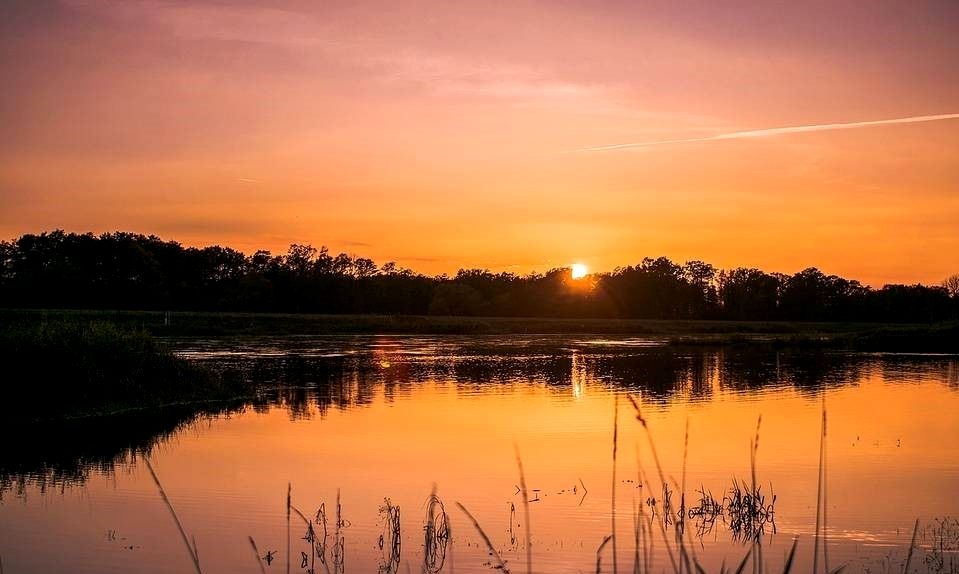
[289,492,332,574]
[377,497,401,573]
[724,478,775,543]
[143,457,203,574]
[333,489,347,574]
[423,489,451,574]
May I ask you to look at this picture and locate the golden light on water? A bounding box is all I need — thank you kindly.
[571,263,589,279]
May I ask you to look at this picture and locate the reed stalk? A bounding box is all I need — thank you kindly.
[514,445,532,574]
[143,457,202,574]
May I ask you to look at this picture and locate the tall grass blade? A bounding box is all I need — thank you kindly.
[781,538,798,574]
[143,457,202,574]
[628,394,679,574]
[822,394,829,574]
[612,395,619,574]
[903,518,919,574]
[751,415,762,574]
[514,444,532,574]
[596,534,614,574]
[732,547,754,574]
[249,536,267,574]
[813,406,826,574]
[287,483,292,574]
[455,502,510,574]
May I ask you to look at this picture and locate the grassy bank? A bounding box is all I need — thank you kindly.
[0,321,252,422]
[2,308,957,351]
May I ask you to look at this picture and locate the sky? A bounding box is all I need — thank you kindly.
[1,0,957,286]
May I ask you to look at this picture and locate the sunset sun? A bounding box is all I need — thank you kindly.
[571,263,589,279]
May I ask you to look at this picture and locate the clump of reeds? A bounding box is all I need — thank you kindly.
[724,478,776,542]
[687,486,724,538]
[285,488,338,574]
[919,516,959,573]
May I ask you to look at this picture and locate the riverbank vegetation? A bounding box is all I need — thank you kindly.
[0,321,251,422]
[3,309,957,351]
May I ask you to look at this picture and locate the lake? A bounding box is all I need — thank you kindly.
[1,336,957,573]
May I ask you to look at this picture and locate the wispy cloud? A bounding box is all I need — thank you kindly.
[568,113,959,152]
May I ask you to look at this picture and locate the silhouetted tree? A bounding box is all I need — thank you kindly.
[718,268,781,320]
[0,230,955,323]
[943,274,959,298]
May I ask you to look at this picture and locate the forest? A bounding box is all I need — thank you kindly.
[1,230,956,323]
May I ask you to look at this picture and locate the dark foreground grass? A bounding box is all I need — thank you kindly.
[0,321,252,422]
[3,308,956,351]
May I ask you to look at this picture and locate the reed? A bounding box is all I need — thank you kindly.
[628,393,680,574]
[514,445,532,574]
[455,502,510,573]
[781,537,798,574]
[903,518,919,574]
[612,395,620,574]
[596,534,614,574]
[813,404,826,574]
[248,536,267,574]
[143,457,202,574]
[287,483,292,574]
[290,495,332,574]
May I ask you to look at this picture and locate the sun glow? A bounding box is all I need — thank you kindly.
[571,263,588,279]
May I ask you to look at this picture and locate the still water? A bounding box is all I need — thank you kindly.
[1,336,958,573]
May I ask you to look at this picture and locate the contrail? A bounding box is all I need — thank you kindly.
[569,112,959,153]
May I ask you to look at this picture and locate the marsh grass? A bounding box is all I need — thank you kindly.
[5,309,954,352]
[111,368,938,574]
[135,410,947,574]
[0,321,251,421]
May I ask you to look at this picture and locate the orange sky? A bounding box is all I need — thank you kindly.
[1,0,957,286]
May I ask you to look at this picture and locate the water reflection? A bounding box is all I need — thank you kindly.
[0,404,244,499]
[189,336,959,409]
[3,338,956,496]
[1,337,957,574]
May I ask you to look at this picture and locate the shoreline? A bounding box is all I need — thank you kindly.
[3,308,956,351]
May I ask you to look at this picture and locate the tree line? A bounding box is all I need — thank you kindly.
[1,230,956,323]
